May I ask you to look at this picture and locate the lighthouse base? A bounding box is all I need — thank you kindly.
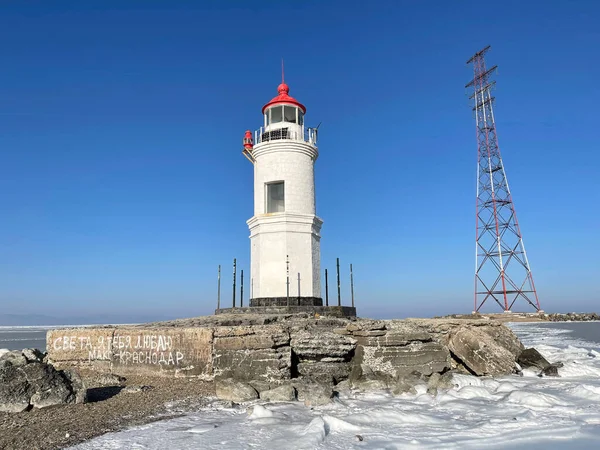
[250,296,322,307]
[215,305,357,318]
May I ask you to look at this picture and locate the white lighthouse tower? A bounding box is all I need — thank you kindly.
[242,75,322,306]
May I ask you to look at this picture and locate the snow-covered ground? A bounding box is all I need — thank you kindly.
[62,322,600,449]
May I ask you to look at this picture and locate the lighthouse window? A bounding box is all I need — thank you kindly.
[266,181,285,213]
[270,106,283,124]
[284,106,297,123]
[298,110,304,126]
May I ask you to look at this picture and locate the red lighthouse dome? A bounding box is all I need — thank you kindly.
[262,81,306,114]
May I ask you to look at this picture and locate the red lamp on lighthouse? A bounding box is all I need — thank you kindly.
[242,130,254,163]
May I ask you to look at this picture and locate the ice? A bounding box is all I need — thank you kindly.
[69,322,600,449]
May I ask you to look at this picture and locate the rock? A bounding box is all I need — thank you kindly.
[291,330,356,360]
[0,364,31,412]
[0,350,28,367]
[24,363,76,409]
[296,381,333,407]
[213,327,292,384]
[213,326,290,350]
[346,320,386,332]
[297,361,351,384]
[332,328,351,335]
[215,379,259,403]
[436,371,456,390]
[480,326,524,359]
[260,384,295,402]
[353,332,432,347]
[22,348,45,363]
[333,379,351,394]
[351,330,387,337]
[391,379,417,396]
[122,385,153,394]
[353,379,390,392]
[0,355,86,412]
[546,312,600,322]
[518,348,550,370]
[302,383,333,407]
[390,371,426,396]
[541,363,561,377]
[62,369,87,404]
[213,347,291,384]
[352,337,450,384]
[450,357,472,374]
[94,373,127,386]
[247,380,271,394]
[427,373,441,388]
[448,326,516,376]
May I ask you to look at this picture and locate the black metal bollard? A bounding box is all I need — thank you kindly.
[336,258,341,306]
[217,265,221,310]
[350,263,355,308]
[286,255,290,307]
[325,269,329,306]
[232,258,237,308]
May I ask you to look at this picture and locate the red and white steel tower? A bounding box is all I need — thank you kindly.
[466,46,542,313]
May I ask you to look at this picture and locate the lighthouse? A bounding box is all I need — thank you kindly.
[242,76,323,306]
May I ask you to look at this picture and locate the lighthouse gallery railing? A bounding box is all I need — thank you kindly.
[254,126,318,146]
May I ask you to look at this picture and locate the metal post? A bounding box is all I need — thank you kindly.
[325,269,329,306]
[336,257,341,306]
[232,258,236,308]
[297,272,301,297]
[217,265,221,310]
[350,263,355,308]
[240,269,244,307]
[286,255,290,307]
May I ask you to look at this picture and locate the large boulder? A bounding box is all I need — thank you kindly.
[350,331,450,384]
[0,350,28,367]
[447,326,516,376]
[0,350,86,413]
[215,379,258,403]
[294,380,333,407]
[22,348,45,363]
[0,363,31,412]
[518,348,550,370]
[213,326,292,385]
[260,384,296,402]
[518,348,562,377]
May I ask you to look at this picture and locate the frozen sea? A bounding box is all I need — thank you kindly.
[0,325,57,351]
[58,320,600,450]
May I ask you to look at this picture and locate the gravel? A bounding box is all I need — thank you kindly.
[0,374,214,450]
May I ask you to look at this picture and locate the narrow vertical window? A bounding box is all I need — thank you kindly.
[266,181,285,213]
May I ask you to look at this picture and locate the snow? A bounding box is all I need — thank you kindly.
[69,322,600,449]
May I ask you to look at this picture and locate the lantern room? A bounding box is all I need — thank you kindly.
[260,82,307,142]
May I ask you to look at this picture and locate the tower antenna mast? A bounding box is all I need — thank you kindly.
[466,46,542,313]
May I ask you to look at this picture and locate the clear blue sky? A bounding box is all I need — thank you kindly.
[1,0,598,322]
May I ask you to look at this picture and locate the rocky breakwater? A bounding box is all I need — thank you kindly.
[0,348,86,413]
[43,314,547,408]
[205,316,528,405]
[543,312,599,322]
